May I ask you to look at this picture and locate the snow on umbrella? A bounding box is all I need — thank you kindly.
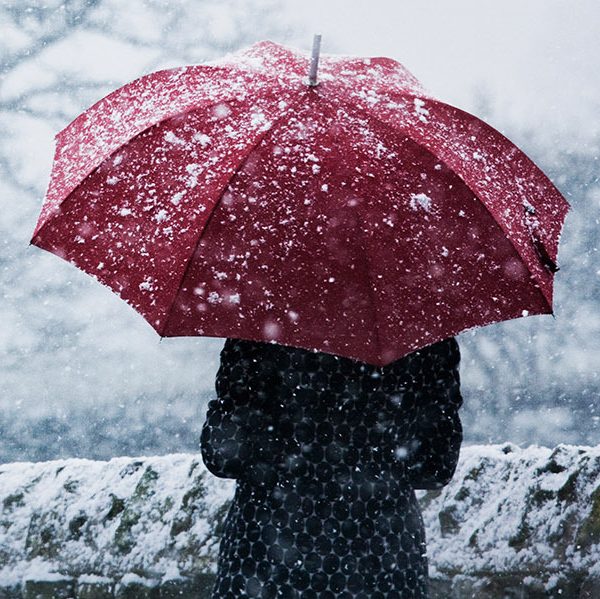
[31,39,569,366]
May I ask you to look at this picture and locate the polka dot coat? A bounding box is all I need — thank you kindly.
[200,337,463,598]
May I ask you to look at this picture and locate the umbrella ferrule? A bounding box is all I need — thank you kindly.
[308,34,322,87]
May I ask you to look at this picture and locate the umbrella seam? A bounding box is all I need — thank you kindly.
[160,91,310,337]
[353,207,385,366]
[309,94,386,365]
[329,92,557,314]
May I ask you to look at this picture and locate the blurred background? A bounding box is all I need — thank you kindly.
[1,0,598,463]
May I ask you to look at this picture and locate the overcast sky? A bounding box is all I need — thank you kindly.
[282,0,600,149]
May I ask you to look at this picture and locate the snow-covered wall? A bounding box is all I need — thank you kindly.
[423,444,600,598]
[0,444,599,598]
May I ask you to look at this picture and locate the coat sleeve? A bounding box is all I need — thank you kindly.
[405,338,464,490]
[200,338,277,480]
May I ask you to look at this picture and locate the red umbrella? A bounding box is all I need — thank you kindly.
[31,39,569,366]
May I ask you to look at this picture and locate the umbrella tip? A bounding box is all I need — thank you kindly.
[308,33,322,87]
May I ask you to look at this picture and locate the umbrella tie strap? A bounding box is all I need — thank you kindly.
[523,202,560,273]
[530,227,560,273]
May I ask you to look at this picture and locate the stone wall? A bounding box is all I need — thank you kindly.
[421,443,600,598]
[0,444,598,598]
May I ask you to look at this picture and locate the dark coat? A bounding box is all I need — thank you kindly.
[201,337,463,599]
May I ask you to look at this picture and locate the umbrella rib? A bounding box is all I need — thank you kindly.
[313,93,388,364]
[353,207,385,366]
[159,93,307,337]
[329,92,555,314]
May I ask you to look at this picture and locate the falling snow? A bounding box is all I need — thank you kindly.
[2,8,597,577]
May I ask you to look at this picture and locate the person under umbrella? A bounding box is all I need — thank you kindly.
[201,336,463,598]
[31,36,567,599]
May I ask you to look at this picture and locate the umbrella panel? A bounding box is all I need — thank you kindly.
[31,94,291,331]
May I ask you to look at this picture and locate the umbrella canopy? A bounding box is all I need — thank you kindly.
[31,41,569,366]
